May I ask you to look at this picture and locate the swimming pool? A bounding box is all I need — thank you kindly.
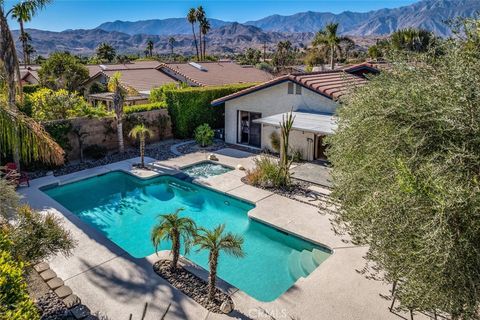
[42,171,330,301]
[182,161,233,179]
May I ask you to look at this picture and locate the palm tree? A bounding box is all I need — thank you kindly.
[146,39,154,57]
[390,28,435,53]
[108,72,128,154]
[11,2,33,67]
[194,224,244,301]
[200,18,210,59]
[312,23,354,70]
[1,0,63,167]
[96,42,116,62]
[168,37,175,56]
[1,103,64,165]
[195,6,206,60]
[187,8,199,60]
[151,208,197,270]
[128,124,153,168]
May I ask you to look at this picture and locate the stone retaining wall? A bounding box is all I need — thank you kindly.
[44,109,172,161]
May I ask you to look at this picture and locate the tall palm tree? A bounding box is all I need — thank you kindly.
[200,18,210,59]
[187,8,199,61]
[194,224,244,301]
[312,23,354,70]
[128,123,153,168]
[1,0,63,166]
[108,72,128,154]
[146,39,154,57]
[195,6,206,60]
[151,208,197,270]
[168,36,175,56]
[11,2,33,67]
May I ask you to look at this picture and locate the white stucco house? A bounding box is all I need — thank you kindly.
[211,64,379,161]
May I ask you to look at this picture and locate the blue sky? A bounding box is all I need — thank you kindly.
[5,0,419,31]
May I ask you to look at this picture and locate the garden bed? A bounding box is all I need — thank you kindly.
[28,140,182,179]
[153,260,233,314]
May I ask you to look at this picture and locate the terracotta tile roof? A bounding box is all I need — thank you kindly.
[101,69,178,93]
[211,70,367,106]
[158,61,274,86]
[86,61,162,77]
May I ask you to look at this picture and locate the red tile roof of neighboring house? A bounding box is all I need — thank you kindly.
[211,70,368,106]
[158,61,274,86]
[101,69,178,93]
[86,61,162,77]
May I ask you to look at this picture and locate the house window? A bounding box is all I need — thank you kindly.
[295,84,302,95]
[287,82,294,94]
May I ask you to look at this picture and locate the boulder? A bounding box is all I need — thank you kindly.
[208,154,219,161]
[220,299,234,314]
[236,164,245,171]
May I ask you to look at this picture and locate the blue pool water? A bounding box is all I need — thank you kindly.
[42,171,330,301]
[182,161,233,179]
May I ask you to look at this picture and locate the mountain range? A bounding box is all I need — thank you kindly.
[12,0,480,56]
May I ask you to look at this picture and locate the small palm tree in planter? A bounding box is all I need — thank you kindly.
[129,124,153,168]
[151,208,197,270]
[194,224,245,301]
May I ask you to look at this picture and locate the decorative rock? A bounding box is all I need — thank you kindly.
[236,164,245,171]
[220,299,235,314]
[70,304,91,319]
[47,277,64,290]
[208,154,219,161]
[40,269,57,281]
[54,285,73,299]
[34,262,49,273]
[63,294,81,308]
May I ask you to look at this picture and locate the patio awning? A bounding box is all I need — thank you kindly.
[253,112,337,135]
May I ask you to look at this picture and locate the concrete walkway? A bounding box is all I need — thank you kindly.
[291,162,333,188]
[20,150,422,320]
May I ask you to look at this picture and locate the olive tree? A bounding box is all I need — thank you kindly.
[327,39,480,318]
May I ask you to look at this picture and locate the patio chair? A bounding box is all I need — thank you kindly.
[2,162,30,187]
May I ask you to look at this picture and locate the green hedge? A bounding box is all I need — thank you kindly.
[22,84,40,94]
[124,101,167,114]
[164,83,256,138]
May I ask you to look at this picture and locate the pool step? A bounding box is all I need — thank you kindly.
[299,250,318,274]
[312,248,330,265]
[287,251,308,280]
[168,182,195,192]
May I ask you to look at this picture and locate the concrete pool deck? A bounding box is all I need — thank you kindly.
[20,149,419,320]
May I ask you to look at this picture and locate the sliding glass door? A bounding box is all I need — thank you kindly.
[238,111,262,148]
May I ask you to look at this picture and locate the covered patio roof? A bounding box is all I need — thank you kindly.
[253,112,337,135]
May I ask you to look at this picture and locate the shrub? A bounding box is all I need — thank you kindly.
[22,84,40,94]
[0,246,40,320]
[123,101,167,114]
[43,120,73,152]
[29,88,108,120]
[88,82,107,94]
[269,131,280,153]
[194,123,214,147]
[149,83,186,103]
[83,144,108,160]
[245,154,283,188]
[164,83,256,138]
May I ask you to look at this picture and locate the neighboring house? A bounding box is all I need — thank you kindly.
[82,60,273,106]
[212,68,377,161]
[157,61,274,86]
[19,66,40,85]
